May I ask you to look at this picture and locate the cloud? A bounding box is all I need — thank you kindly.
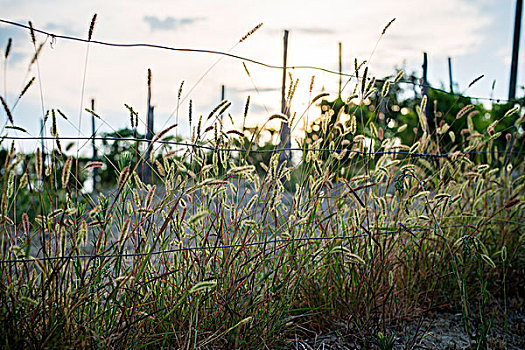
[293,27,335,35]
[143,16,204,32]
[45,22,80,36]
[267,27,335,35]
[0,24,29,45]
[0,25,30,64]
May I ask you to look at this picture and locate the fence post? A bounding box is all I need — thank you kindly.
[91,98,98,192]
[338,42,342,97]
[40,117,45,178]
[448,57,454,94]
[422,52,430,133]
[144,69,154,184]
[278,30,291,166]
[509,0,523,100]
[220,84,225,120]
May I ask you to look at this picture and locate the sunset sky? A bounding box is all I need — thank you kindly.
[0,0,523,153]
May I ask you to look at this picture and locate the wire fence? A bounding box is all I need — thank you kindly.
[0,18,524,105]
[2,135,524,157]
[3,221,523,264]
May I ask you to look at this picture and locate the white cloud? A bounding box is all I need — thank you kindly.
[143,16,205,32]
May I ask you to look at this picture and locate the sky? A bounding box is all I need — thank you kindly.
[0,0,523,154]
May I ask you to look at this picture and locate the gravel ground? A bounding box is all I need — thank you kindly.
[287,298,525,349]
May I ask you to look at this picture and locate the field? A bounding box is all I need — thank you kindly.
[1,18,525,350]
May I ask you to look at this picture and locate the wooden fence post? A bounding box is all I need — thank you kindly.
[448,57,454,94]
[422,52,430,133]
[40,118,45,178]
[220,84,225,120]
[91,98,98,191]
[338,42,342,97]
[144,69,154,184]
[278,30,291,166]
[509,0,523,100]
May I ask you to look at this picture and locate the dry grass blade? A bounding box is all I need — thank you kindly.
[504,198,520,209]
[311,92,330,104]
[85,108,101,119]
[30,43,44,65]
[269,113,288,122]
[56,109,68,120]
[5,125,27,133]
[226,129,245,138]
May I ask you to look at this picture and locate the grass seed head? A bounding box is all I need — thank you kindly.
[118,166,130,188]
[504,198,520,209]
[84,161,104,170]
[22,213,30,235]
[381,80,390,98]
[118,218,131,245]
[382,18,396,35]
[35,147,42,178]
[394,70,404,83]
[0,96,14,124]
[361,67,368,96]
[4,38,12,59]
[28,21,36,44]
[177,81,184,100]
[152,123,178,144]
[61,157,72,189]
[88,14,97,41]
[19,77,35,99]
[456,104,475,119]
[155,160,165,177]
[240,23,263,42]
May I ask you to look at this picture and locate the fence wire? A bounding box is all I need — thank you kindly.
[2,135,524,157]
[3,222,521,264]
[1,18,524,104]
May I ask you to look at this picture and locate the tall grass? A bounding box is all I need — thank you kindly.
[0,20,524,349]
